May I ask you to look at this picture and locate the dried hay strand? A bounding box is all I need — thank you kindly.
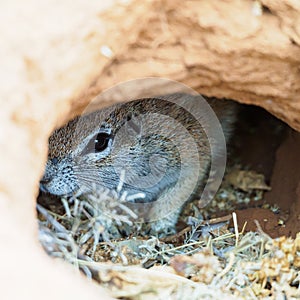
[37,168,300,299]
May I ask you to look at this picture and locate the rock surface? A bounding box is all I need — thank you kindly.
[77,0,300,131]
[2,0,300,299]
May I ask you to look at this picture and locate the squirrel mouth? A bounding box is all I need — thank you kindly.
[39,180,78,197]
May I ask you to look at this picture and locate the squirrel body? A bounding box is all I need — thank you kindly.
[40,94,236,235]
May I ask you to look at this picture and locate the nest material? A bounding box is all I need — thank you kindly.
[37,166,300,299]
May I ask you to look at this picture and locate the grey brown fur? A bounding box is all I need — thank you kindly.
[40,94,236,236]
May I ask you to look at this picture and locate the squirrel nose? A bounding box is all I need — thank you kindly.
[51,157,59,165]
[40,178,50,185]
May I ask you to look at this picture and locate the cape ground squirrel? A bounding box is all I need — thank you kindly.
[40,93,236,235]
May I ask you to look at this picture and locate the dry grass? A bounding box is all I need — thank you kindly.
[37,168,300,299]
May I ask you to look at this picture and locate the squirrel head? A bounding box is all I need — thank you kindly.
[40,96,212,203]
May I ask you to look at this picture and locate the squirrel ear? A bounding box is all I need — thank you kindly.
[124,113,142,137]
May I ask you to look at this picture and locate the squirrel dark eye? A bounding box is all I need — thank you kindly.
[94,132,111,152]
[82,131,112,155]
